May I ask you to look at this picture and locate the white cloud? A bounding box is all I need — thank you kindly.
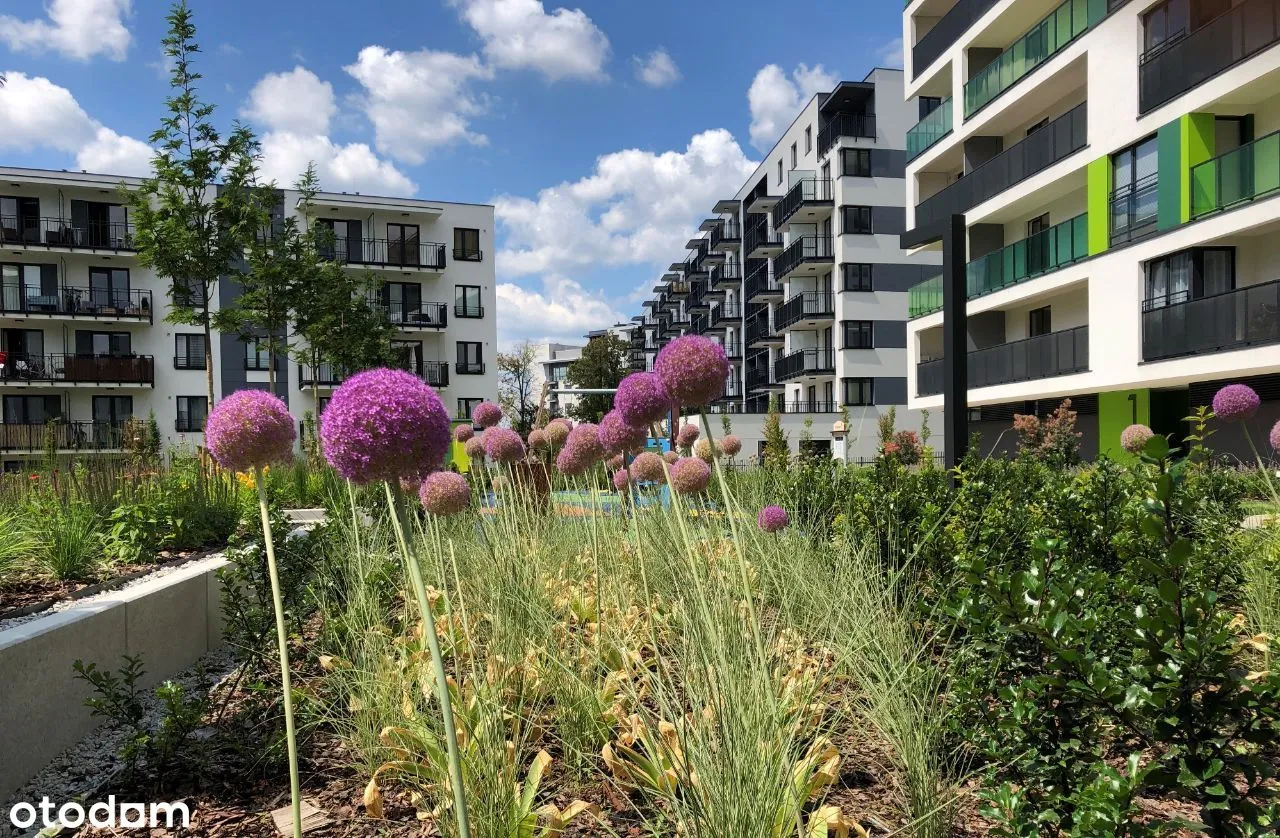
[451,0,609,82]
[258,132,416,196]
[494,128,757,277]
[0,72,151,176]
[497,275,624,344]
[242,66,337,137]
[633,49,680,88]
[0,0,131,61]
[344,46,493,165]
[747,63,838,151]
[876,37,904,69]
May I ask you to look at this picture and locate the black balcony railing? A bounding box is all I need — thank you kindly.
[383,300,448,328]
[1139,0,1280,115]
[745,222,782,256]
[714,263,743,285]
[776,348,836,381]
[782,400,840,413]
[0,353,154,385]
[818,113,877,157]
[1142,279,1280,361]
[298,363,345,387]
[454,304,485,319]
[913,102,1087,232]
[912,0,1000,77]
[0,284,153,320]
[773,178,833,229]
[916,325,1089,396]
[0,216,136,250]
[709,220,741,250]
[723,341,743,358]
[319,237,447,269]
[746,366,778,390]
[746,311,778,345]
[745,264,781,300]
[775,236,835,282]
[0,421,128,452]
[777,291,836,330]
[456,361,486,375]
[419,361,450,388]
[711,303,741,326]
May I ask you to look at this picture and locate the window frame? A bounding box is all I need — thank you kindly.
[842,377,874,406]
[456,341,484,374]
[841,320,874,350]
[243,337,274,371]
[458,397,483,420]
[840,205,873,235]
[804,125,812,154]
[175,395,209,433]
[454,285,484,318]
[840,148,871,178]
[790,142,798,169]
[453,228,483,262]
[76,330,132,358]
[841,263,873,292]
[174,333,206,370]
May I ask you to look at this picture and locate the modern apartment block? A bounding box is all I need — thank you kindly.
[0,166,497,470]
[629,68,944,460]
[901,0,1280,461]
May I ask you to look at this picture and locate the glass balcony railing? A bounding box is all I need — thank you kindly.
[967,213,1087,297]
[906,97,952,162]
[909,275,944,318]
[1190,130,1280,219]
[963,0,1090,117]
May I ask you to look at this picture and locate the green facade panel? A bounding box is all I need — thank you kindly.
[1086,157,1111,255]
[1098,389,1151,460]
[1181,112,1215,222]
[1157,120,1183,232]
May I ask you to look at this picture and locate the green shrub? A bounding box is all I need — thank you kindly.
[36,499,103,581]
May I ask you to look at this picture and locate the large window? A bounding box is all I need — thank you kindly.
[244,338,273,371]
[453,228,482,261]
[1111,136,1159,245]
[174,334,205,369]
[71,199,129,248]
[841,263,873,292]
[1,328,44,358]
[842,320,873,349]
[0,196,40,244]
[456,341,484,374]
[317,219,363,262]
[1,263,57,311]
[840,206,872,235]
[840,148,871,178]
[384,281,424,323]
[1028,306,1052,337]
[1143,247,1235,309]
[74,330,131,357]
[387,223,420,266]
[3,395,61,424]
[176,396,208,433]
[392,340,424,376]
[92,395,132,426]
[455,285,483,318]
[88,267,130,308]
[842,377,873,406]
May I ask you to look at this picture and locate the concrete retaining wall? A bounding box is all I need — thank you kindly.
[0,555,230,797]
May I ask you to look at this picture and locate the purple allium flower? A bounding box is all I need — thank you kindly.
[663,450,679,466]
[1212,384,1260,422]
[607,453,625,471]
[546,419,571,448]
[614,372,672,427]
[654,336,730,408]
[528,428,549,451]
[598,410,648,457]
[629,451,665,483]
[676,424,700,449]
[454,424,475,443]
[757,505,789,533]
[419,471,471,517]
[668,456,711,494]
[693,438,716,463]
[556,422,604,476]
[205,389,296,473]
[472,401,503,429]
[1120,424,1154,455]
[320,368,450,484]
[612,469,630,491]
[483,427,525,464]
[464,436,486,460]
[720,434,742,457]
[1271,419,1280,453]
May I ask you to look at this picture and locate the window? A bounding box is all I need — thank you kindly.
[3,395,61,424]
[383,281,425,324]
[840,206,872,234]
[74,330,131,357]
[804,126,812,154]
[458,398,483,420]
[453,228,482,261]
[1142,0,1189,55]
[777,159,783,185]
[0,196,40,244]
[176,396,208,433]
[70,199,129,248]
[918,96,942,120]
[387,223,420,266]
[790,143,798,168]
[820,161,831,183]
[840,148,871,178]
[1028,306,1052,337]
[172,276,207,309]
[841,263,873,292]
[455,285,483,318]
[1144,247,1235,309]
[1026,213,1050,274]
[392,340,424,376]
[88,267,131,309]
[174,334,206,370]
[244,338,273,371]
[843,377,873,406]
[1,328,44,359]
[1111,136,1159,244]
[456,341,484,374]
[2,263,58,311]
[92,395,132,426]
[317,218,363,262]
[842,320,874,349]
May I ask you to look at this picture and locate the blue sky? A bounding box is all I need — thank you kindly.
[0,0,903,345]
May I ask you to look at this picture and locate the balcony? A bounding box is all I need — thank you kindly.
[746,366,781,390]
[723,340,743,359]
[745,264,782,300]
[709,219,741,251]
[1190,130,1280,219]
[775,236,835,282]
[417,361,450,388]
[906,97,952,162]
[912,0,1000,78]
[909,275,944,318]
[817,113,877,158]
[712,263,743,289]
[781,400,840,413]
[916,325,1089,395]
[967,213,1087,298]
[1142,278,1280,362]
[775,348,836,382]
[1110,173,1159,246]
[0,354,155,386]
[746,311,782,346]
[913,103,1087,231]
[710,302,741,329]
[777,291,835,330]
[1139,0,1280,115]
[0,421,127,452]
[298,363,346,388]
[772,178,834,231]
[745,222,783,258]
[1,284,153,321]
[0,217,136,252]
[320,237,447,271]
[963,0,1091,118]
[383,300,448,329]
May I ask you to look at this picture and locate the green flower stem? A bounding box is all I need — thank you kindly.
[254,467,301,838]
[383,481,471,838]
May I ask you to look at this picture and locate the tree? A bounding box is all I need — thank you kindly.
[131,2,265,409]
[497,341,538,434]
[762,394,789,468]
[565,333,629,423]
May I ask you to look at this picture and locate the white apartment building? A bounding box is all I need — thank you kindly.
[902,0,1280,461]
[0,166,497,471]
[632,69,944,461]
[531,340,583,417]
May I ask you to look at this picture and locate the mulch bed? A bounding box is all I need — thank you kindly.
[0,549,211,620]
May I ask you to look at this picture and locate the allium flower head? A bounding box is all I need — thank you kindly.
[676,424,700,449]
[528,428,549,451]
[464,436,486,460]
[321,368,450,484]
[654,336,729,408]
[669,456,711,494]
[612,469,630,491]
[615,372,672,427]
[205,389,296,473]
[598,410,648,457]
[720,434,742,457]
[419,471,471,517]
[483,427,525,464]
[608,454,625,471]
[472,401,503,429]
[1212,384,1260,422]
[556,422,604,476]
[454,424,475,443]
[629,451,665,483]
[1270,419,1280,454]
[663,450,679,465]
[694,437,716,463]
[757,505,789,533]
[1120,424,1154,455]
[546,419,571,448]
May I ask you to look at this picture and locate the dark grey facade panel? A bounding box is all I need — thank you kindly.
[870,149,906,179]
[873,320,907,348]
[872,206,906,236]
[874,376,907,405]
[872,263,940,293]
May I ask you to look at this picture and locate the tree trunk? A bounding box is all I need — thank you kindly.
[202,306,215,418]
